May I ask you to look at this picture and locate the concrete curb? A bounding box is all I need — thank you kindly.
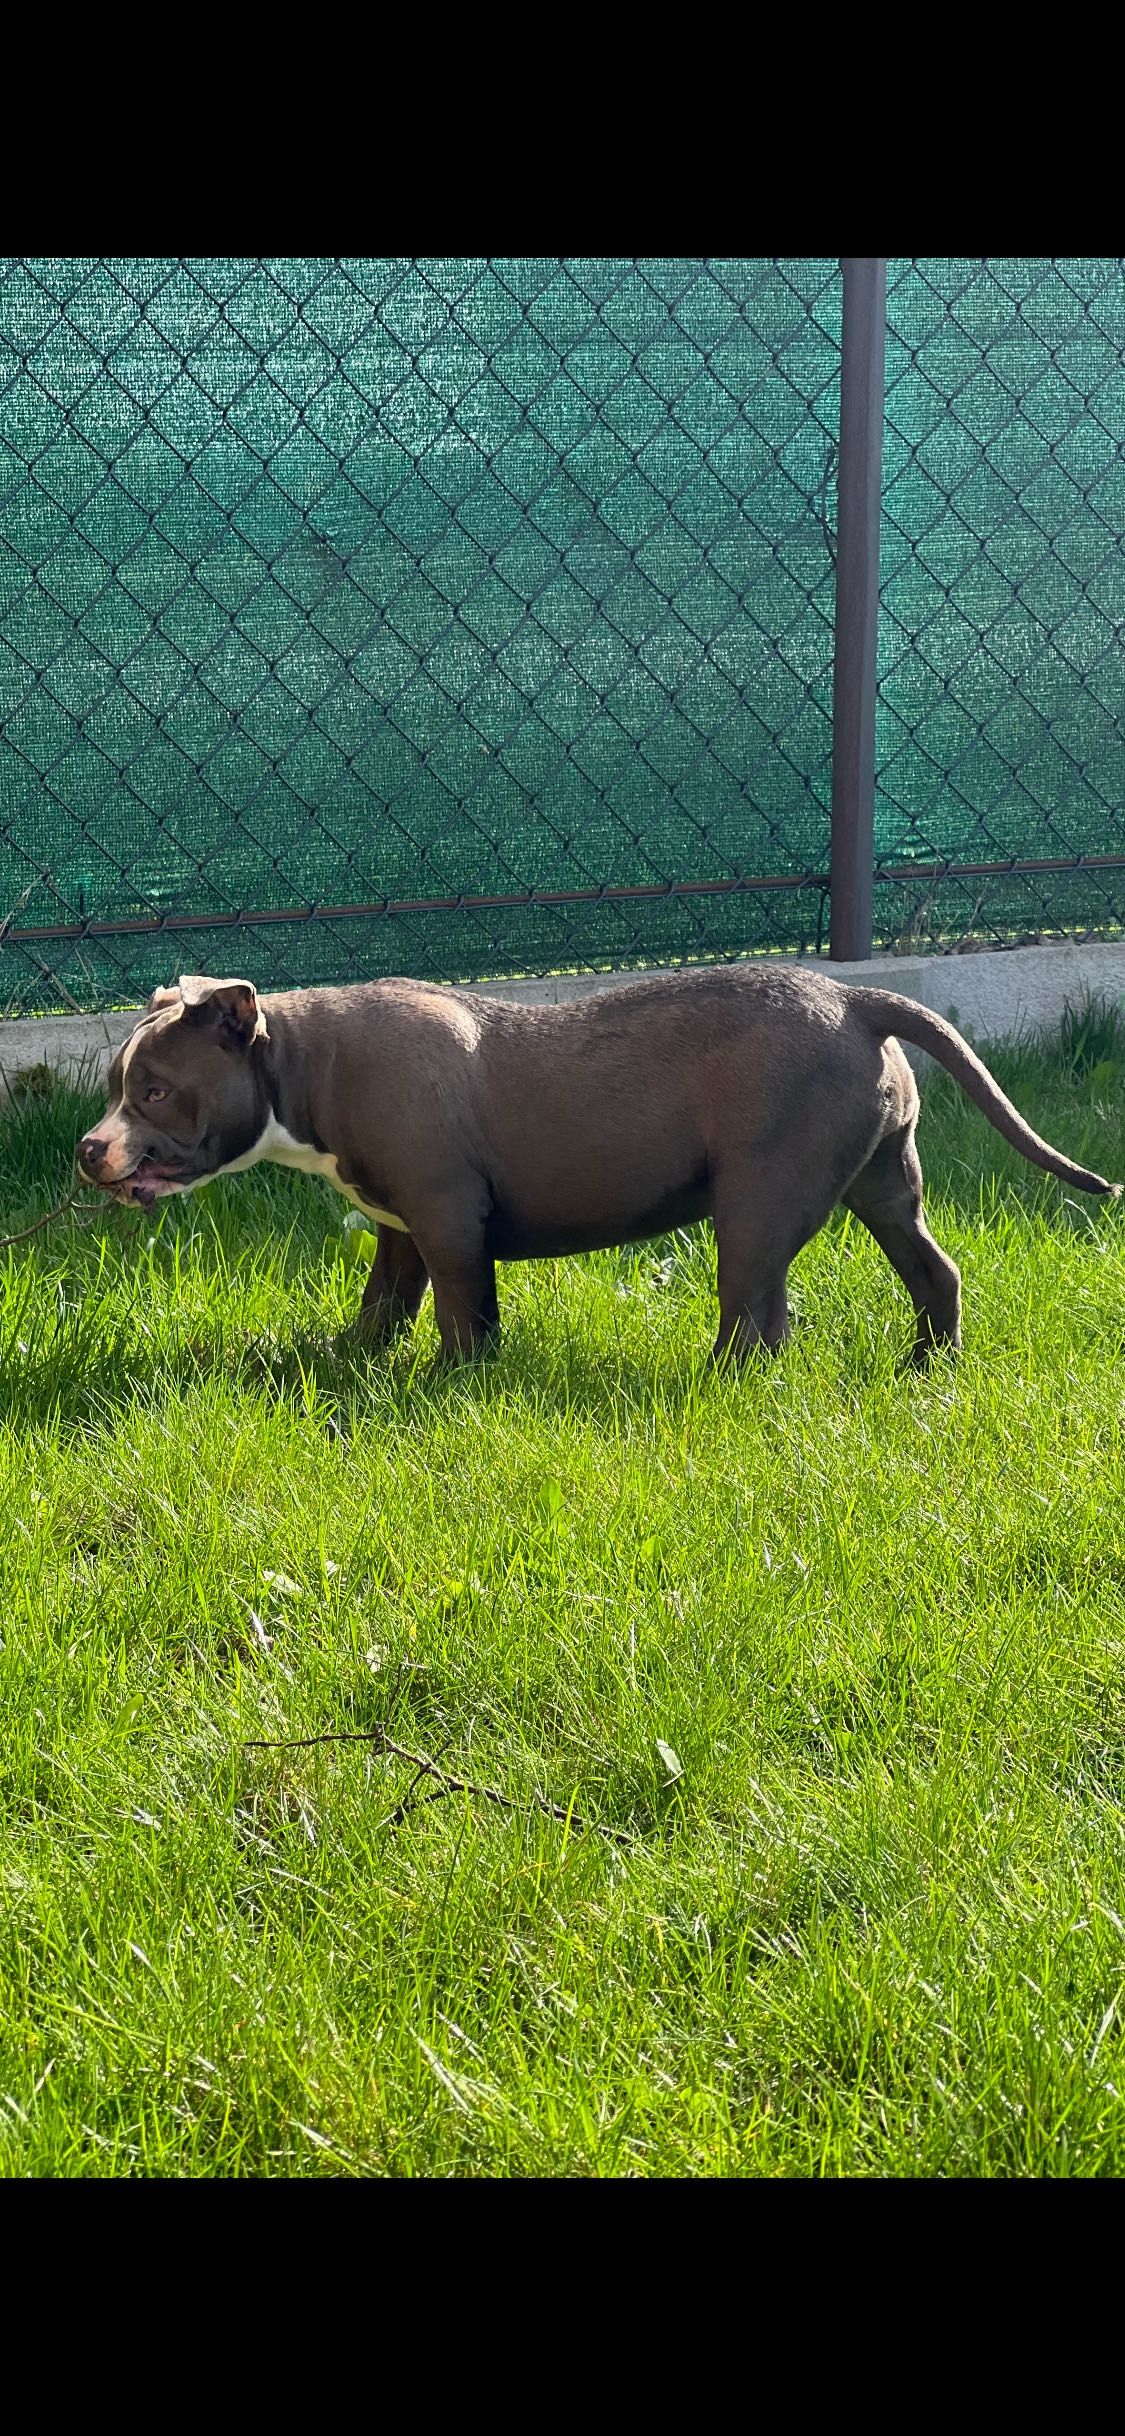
[2,939,1125,1097]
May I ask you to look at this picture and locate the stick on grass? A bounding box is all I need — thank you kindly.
[0,1188,105,1253]
[243,1724,634,1845]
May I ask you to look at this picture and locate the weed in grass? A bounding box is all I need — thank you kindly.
[1058,990,1125,1079]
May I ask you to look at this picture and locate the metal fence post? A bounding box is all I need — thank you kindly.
[829,257,887,963]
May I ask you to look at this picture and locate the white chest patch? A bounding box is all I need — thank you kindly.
[216,1115,408,1231]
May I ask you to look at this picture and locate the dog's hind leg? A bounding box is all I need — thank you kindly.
[711,1191,800,1364]
[427,1254,500,1362]
[354,1227,430,1348]
[843,1125,961,1364]
[713,1257,791,1362]
[411,1190,500,1364]
[711,1157,858,1364]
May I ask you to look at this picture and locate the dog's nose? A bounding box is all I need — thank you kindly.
[78,1134,107,1172]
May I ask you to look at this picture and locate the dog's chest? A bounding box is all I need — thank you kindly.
[250,1117,407,1231]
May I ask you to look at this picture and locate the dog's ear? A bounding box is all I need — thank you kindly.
[145,984,181,1013]
[177,974,268,1051]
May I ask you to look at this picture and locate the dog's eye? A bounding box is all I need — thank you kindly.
[145,1086,169,1104]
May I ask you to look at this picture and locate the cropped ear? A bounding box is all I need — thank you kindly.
[177,974,268,1051]
[146,984,181,1012]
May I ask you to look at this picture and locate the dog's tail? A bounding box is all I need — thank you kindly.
[851,987,1121,1197]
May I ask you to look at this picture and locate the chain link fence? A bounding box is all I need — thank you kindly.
[0,258,1123,1019]
[875,257,1125,950]
[0,257,840,1014]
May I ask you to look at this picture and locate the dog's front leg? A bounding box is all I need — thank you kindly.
[354,1226,430,1349]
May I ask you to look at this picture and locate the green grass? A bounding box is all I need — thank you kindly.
[2,1029,1125,2177]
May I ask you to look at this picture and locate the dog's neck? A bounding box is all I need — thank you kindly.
[255,1001,330,1155]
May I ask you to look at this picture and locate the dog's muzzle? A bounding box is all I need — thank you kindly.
[77,1134,189,1206]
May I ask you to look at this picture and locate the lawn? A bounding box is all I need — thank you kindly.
[1,1020,1125,2176]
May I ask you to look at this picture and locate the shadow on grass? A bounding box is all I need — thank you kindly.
[8,1247,1124,1442]
[0,1272,749,1441]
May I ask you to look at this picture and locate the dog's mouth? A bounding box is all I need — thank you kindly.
[82,1155,192,1208]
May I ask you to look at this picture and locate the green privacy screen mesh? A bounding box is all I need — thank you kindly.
[875,258,1125,949]
[0,258,1123,1016]
[0,258,840,1012]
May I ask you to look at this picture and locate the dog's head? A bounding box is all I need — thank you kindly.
[77,975,270,1208]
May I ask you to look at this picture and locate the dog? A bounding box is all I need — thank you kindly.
[77,966,1118,1365]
